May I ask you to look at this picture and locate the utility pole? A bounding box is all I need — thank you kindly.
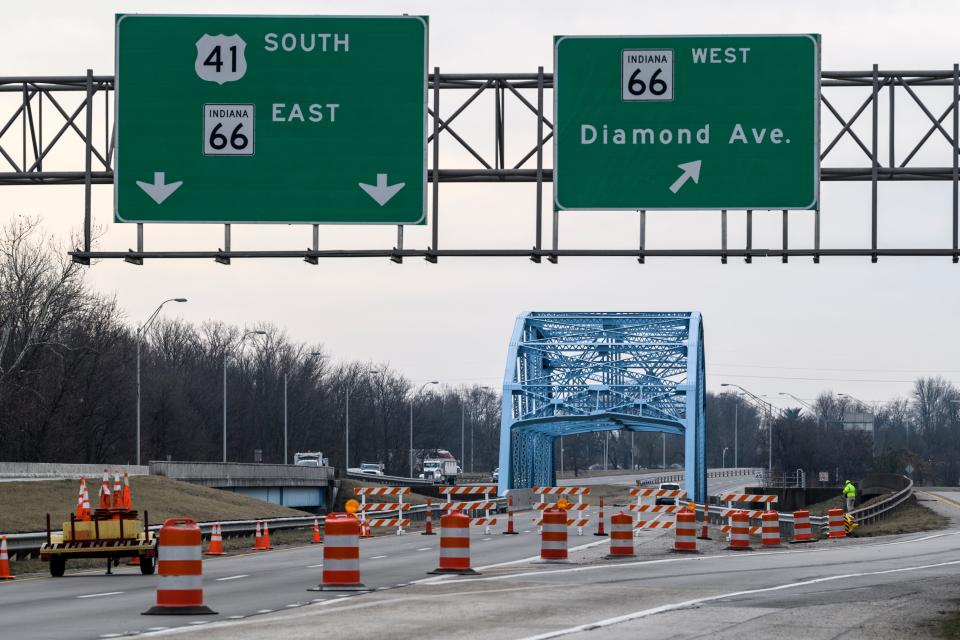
[734,402,739,467]
[630,431,634,470]
[283,372,288,465]
[345,387,350,470]
[662,432,666,468]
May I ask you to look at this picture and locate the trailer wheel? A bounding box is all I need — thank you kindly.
[139,555,155,575]
[50,556,66,577]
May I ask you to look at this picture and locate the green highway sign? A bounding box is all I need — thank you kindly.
[115,15,427,224]
[554,35,820,211]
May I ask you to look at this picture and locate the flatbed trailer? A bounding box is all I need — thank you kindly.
[39,510,157,577]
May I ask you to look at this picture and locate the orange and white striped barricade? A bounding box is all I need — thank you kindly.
[310,513,366,591]
[827,508,846,539]
[629,487,687,537]
[205,523,225,556]
[503,495,519,535]
[539,508,570,563]
[673,511,698,553]
[594,497,608,537]
[440,485,499,534]
[533,486,591,535]
[726,510,752,551]
[355,486,412,535]
[143,518,216,615]
[791,510,814,543]
[719,492,777,541]
[606,512,635,558]
[428,511,478,575]
[0,536,14,580]
[760,511,781,547]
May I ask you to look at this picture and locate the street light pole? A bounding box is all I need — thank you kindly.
[223,330,267,463]
[345,387,350,471]
[661,432,666,469]
[283,372,288,465]
[734,402,738,467]
[723,383,776,474]
[723,446,729,468]
[136,298,187,466]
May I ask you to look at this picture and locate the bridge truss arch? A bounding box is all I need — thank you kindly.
[497,312,706,502]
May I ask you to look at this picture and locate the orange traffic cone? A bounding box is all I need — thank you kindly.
[75,477,91,520]
[594,497,608,536]
[311,518,322,544]
[121,472,132,510]
[206,523,225,556]
[0,536,15,580]
[422,498,435,536]
[261,521,273,550]
[98,469,112,509]
[111,470,123,509]
[251,521,263,550]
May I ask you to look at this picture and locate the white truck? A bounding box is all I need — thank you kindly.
[419,458,460,484]
[293,451,328,467]
[359,462,385,476]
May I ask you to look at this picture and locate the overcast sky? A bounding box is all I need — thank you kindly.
[3,0,960,410]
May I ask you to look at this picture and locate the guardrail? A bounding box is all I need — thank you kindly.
[6,498,508,560]
[344,471,438,486]
[849,475,914,525]
[636,468,761,486]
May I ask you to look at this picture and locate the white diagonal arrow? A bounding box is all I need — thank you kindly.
[136,172,183,204]
[668,160,702,194]
[358,173,405,206]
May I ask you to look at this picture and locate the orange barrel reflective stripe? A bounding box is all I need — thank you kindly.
[726,510,752,551]
[429,510,478,575]
[674,511,698,553]
[606,512,635,558]
[760,511,781,546]
[827,508,846,539]
[143,518,216,615]
[540,508,570,563]
[310,513,366,591]
[792,510,814,543]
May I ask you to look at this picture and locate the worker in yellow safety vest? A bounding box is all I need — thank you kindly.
[842,480,856,512]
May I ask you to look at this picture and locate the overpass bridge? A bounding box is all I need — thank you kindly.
[149,461,335,512]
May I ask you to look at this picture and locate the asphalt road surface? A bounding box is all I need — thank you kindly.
[11,474,954,640]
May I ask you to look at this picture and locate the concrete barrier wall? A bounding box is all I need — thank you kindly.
[0,462,149,480]
[149,460,334,488]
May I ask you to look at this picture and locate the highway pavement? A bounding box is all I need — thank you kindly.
[11,473,950,640]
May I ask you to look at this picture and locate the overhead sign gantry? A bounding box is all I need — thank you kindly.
[115,15,428,224]
[554,34,820,211]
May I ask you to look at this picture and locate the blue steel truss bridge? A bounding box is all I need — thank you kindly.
[497,312,706,502]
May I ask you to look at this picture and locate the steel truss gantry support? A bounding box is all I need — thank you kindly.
[0,68,959,262]
[496,312,707,503]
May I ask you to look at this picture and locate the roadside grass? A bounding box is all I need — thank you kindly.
[0,475,310,534]
[853,496,948,537]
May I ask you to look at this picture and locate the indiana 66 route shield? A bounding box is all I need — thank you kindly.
[115,15,427,224]
[554,34,820,211]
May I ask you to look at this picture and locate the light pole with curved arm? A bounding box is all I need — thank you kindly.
[722,382,776,474]
[136,297,187,465]
[779,392,823,425]
[223,330,267,463]
[409,381,439,477]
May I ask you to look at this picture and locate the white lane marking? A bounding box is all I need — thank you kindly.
[256,609,273,614]
[189,621,208,625]
[100,635,123,638]
[215,574,248,581]
[79,591,124,599]
[145,628,169,632]
[482,537,492,541]
[285,604,299,608]
[226,616,244,620]
[416,547,432,551]
[336,594,350,598]
[523,530,531,533]
[515,559,960,640]
[369,555,387,560]
[307,563,324,568]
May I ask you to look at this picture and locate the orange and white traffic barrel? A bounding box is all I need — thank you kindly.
[726,510,752,551]
[760,511,781,547]
[791,510,814,543]
[539,508,570,563]
[673,511,698,553]
[310,512,366,591]
[827,508,846,539]
[143,518,216,615]
[503,495,519,535]
[429,510,478,575]
[606,512,635,558]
